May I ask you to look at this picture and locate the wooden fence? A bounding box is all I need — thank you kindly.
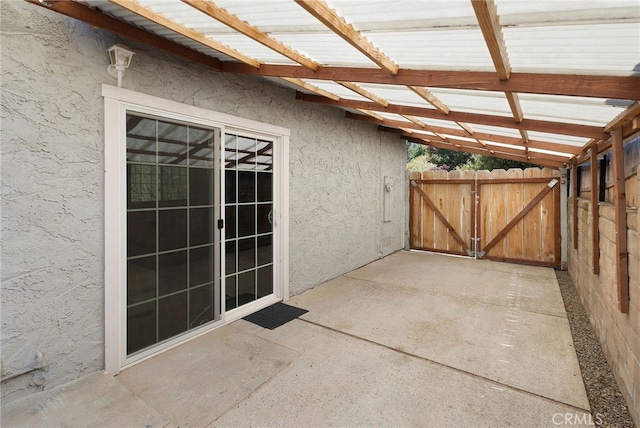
[410,168,561,267]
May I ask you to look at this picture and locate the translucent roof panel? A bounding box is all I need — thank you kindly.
[355,84,437,108]
[518,94,628,127]
[504,23,640,75]
[307,81,371,102]
[428,89,514,117]
[526,132,590,148]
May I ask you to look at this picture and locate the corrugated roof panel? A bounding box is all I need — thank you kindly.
[526,131,590,147]
[306,80,371,102]
[495,0,640,16]
[470,124,524,139]
[518,94,628,127]
[275,33,377,67]
[505,23,640,75]
[355,84,436,108]
[428,89,513,117]
[367,29,494,71]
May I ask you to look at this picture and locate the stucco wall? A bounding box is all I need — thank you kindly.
[568,173,640,425]
[0,2,406,402]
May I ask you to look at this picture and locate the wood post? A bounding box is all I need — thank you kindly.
[590,148,600,275]
[611,128,629,313]
[571,163,578,250]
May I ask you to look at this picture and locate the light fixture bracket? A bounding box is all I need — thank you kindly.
[106,44,135,87]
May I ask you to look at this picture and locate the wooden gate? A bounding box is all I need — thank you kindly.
[409,168,561,267]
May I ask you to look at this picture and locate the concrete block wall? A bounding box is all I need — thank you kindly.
[1,2,406,403]
[568,173,640,425]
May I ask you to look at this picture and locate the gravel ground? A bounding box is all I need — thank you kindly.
[556,270,635,428]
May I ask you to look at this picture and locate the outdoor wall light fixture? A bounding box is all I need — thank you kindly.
[107,44,135,88]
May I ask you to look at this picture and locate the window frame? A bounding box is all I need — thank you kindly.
[103,85,290,373]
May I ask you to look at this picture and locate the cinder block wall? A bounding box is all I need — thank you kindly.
[568,175,640,425]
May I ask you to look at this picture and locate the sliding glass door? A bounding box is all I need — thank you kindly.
[224,134,274,311]
[125,113,220,355]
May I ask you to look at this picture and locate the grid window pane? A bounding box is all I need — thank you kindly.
[127,301,156,354]
[190,208,213,247]
[238,271,256,306]
[257,265,273,298]
[158,292,188,341]
[158,251,187,296]
[159,209,187,251]
[190,284,214,327]
[238,205,255,237]
[238,171,255,203]
[127,256,156,305]
[189,168,212,206]
[128,211,156,257]
[238,238,256,272]
[159,166,187,207]
[190,246,213,287]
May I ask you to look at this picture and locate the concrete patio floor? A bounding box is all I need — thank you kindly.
[2,251,592,427]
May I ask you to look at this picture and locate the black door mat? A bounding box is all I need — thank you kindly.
[242,302,309,330]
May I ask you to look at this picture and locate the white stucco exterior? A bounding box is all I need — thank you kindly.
[0,1,406,402]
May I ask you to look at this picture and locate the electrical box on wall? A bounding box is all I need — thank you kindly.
[383,176,394,222]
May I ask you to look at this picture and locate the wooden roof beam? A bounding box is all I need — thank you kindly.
[225,64,640,100]
[183,0,319,71]
[295,0,399,75]
[108,0,261,68]
[300,92,608,139]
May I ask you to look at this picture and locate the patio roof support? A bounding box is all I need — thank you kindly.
[560,168,568,270]
[571,163,578,250]
[590,148,600,275]
[611,127,629,313]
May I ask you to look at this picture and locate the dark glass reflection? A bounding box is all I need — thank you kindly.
[225,206,236,239]
[128,211,156,257]
[189,168,212,206]
[159,209,187,251]
[225,241,236,275]
[127,164,156,209]
[190,285,213,327]
[238,171,255,203]
[238,271,256,306]
[226,276,237,310]
[127,256,156,305]
[257,235,273,266]
[225,170,236,204]
[158,251,187,296]
[257,204,272,234]
[238,205,255,237]
[190,246,213,287]
[256,172,272,202]
[257,265,273,298]
[238,238,256,271]
[158,292,188,341]
[127,301,156,354]
[189,208,213,246]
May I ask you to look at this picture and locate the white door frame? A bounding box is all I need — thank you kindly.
[103,85,289,374]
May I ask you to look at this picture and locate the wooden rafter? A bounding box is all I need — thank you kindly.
[182,0,319,71]
[401,115,427,128]
[26,0,223,71]
[356,109,385,121]
[225,63,640,100]
[299,93,608,139]
[604,101,640,132]
[411,134,569,164]
[108,0,260,68]
[404,135,566,169]
[338,82,389,106]
[294,0,399,75]
[407,86,449,114]
[347,112,588,153]
[506,92,524,122]
[281,78,340,101]
[472,0,511,80]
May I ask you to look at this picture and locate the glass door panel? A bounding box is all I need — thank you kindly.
[224,135,274,310]
[125,113,219,356]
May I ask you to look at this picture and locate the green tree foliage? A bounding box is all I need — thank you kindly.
[471,155,538,171]
[406,142,426,161]
[428,147,472,170]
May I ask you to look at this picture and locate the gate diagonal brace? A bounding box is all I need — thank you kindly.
[479,178,559,258]
[410,180,471,254]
